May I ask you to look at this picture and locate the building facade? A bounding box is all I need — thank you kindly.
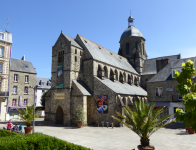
[8,58,37,119]
[36,77,51,107]
[45,18,148,126]
[0,30,12,121]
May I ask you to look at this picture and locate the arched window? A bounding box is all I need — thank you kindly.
[126,43,130,55]
[143,43,145,55]
[120,72,124,83]
[128,74,133,85]
[110,69,115,81]
[97,65,104,79]
[134,76,139,86]
[104,66,108,78]
[123,72,126,82]
[115,69,118,81]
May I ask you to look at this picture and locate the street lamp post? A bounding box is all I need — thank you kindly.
[29,85,38,133]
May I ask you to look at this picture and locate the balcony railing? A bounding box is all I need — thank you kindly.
[0,91,9,96]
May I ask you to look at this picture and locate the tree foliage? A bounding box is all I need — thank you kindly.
[173,60,196,130]
[112,100,175,147]
[41,89,50,107]
[74,105,85,123]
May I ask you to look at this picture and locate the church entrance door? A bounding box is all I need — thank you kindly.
[56,106,63,124]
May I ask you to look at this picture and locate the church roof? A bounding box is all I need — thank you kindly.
[120,26,144,40]
[10,58,37,74]
[63,34,83,49]
[95,76,147,96]
[73,80,92,96]
[78,35,138,75]
[148,57,196,83]
[142,54,181,75]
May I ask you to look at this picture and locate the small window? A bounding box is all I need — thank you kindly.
[12,99,16,106]
[13,86,17,94]
[98,47,101,49]
[135,42,138,50]
[178,93,183,100]
[110,52,113,55]
[25,65,29,68]
[0,63,3,74]
[75,49,77,54]
[75,56,77,62]
[24,99,28,106]
[14,74,18,82]
[42,90,45,93]
[80,51,82,56]
[155,87,163,97]
[84,40,87,43]
[25,75,29,83]
[24,86,28,94]
[0,46,4,57]
[0,33,4,40]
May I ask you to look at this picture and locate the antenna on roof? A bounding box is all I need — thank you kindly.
[5,18,9,31]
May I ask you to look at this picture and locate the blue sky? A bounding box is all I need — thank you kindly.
[1,0,196,78]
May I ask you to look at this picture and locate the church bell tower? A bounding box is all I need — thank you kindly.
[118,15,147,74]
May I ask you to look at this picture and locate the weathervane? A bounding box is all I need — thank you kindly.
[5,18,9,31]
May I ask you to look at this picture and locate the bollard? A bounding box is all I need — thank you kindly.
[101,121,104,128]
[111,123,113,129]
[96,121,99,127]
[106,122,109,128]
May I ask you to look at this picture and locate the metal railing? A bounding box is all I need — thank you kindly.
[0,91,9,96]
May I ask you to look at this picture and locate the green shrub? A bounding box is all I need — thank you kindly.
[0,132,92,150]
[74,105,85,123]
[0,129,18,137]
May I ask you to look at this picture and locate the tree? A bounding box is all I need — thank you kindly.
[41,89,50,107]
[13,105,40,127]
[173,60,196,130]
[74,105,85,123]
[112,100,174,148]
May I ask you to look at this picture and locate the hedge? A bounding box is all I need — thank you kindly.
[0,129,18,137]
[0,130,92,150]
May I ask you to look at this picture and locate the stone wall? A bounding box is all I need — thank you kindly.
[141,74,155,90]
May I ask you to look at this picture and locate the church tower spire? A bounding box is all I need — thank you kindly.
[118,15,147,74]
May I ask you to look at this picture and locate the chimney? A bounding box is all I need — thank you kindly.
[21,55,26,61]
[156,58,169,73]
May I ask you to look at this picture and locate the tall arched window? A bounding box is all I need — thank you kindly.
[128,74,133,85]
[104,66,108,78]
[115,69,118,81]
[135,42,138,50]
[123,72,126,82]
[97,65,103,79]
[110,69,115,81]
[126,43,130,55]
[143,43,145,55]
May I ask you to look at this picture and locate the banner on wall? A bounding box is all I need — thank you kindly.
[56,65,64,88]
[97,95,108,114]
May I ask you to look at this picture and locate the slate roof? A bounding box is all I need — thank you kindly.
[10,58,36,74]
[95,76,147,96]
[78,35,138,75]
[73,80,92,96]
[148,57,196,83]
[36,77,51,89]
[142,54,181,75]
[120,26,144,40]
[63,34,83,49]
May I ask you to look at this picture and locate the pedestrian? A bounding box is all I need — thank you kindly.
[19,123,23,133]
[13,123,19,132]
[7,120,13,131]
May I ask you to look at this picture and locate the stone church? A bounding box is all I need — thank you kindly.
[45,15,179,126]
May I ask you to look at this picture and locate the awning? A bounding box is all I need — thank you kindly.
[147,102,170,107]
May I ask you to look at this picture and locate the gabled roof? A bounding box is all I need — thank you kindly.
[36,77,51,89]
[148,57,196,83]
[10,58,36,74]
[95,76,147,96]
[73,80,92,96]
[62,34,83,49]
[142,54,181,75]
[78,35,138,75]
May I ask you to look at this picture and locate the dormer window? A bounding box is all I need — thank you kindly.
[0,33,4,40]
